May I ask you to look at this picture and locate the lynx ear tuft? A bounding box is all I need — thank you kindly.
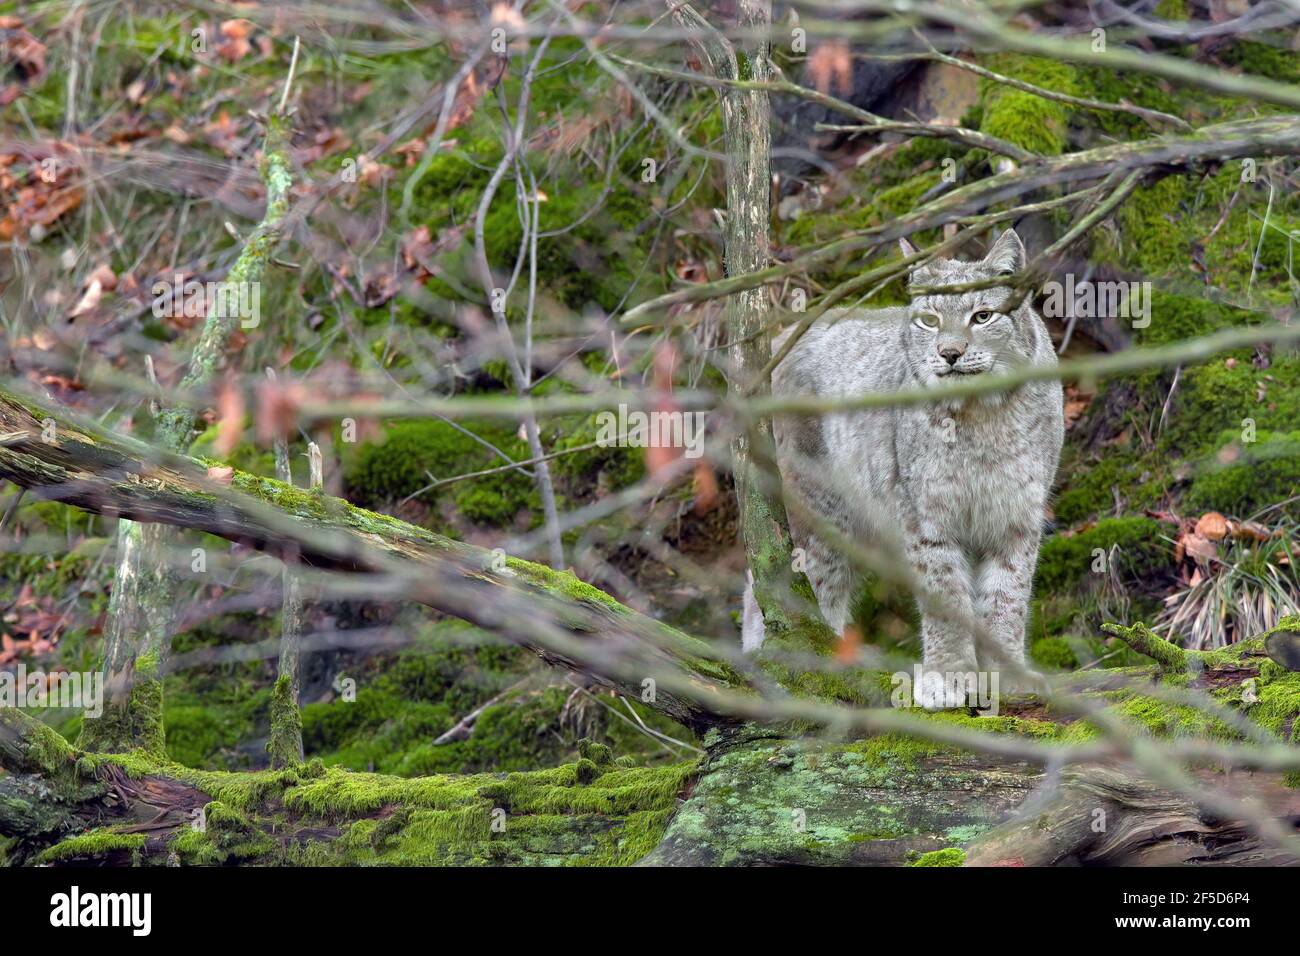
[898,237,919,259]
[984,228,1025,275]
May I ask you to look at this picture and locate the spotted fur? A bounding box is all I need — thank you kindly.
[742,230,1065,707]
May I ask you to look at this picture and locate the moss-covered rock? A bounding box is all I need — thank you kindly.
[1035,516,1170,594]
[978,54,1080,155]
[343,418,540,528]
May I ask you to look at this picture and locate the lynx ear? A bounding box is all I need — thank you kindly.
[984,228,1025,275]
[898,237,919,260]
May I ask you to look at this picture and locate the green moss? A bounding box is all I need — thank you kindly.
[0,710,76,776]
[1111,693,1235,739]
[551,413,646,495]
[1115,168,1299,291]
[1186,430,1300,518]
[343,419,539,528]
[1035,517,1169,594]
[1136,291,1247,348]
[35,828,146,865]
[909,847,965,867]
[1163,353,1300,458]
[1217,39,1300,85]
[78,649,166,757]
[189,428,277,478]
[851,710,1062,771]
[1030,636,1080,671]
[978,54,1080,155]
[266,674,304,769]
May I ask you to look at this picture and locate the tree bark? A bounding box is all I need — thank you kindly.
[78,118,293,754]
[669,1,827,643]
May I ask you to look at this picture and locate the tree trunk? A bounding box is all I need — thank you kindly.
[77,119,293,754]
[670,1,827,644]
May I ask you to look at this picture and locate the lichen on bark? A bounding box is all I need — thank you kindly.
[78,117,294,754]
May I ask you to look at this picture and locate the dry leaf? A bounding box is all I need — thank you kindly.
[254,377,306,446]
[1195,511,1229,541]
[68,278,105,318]
[0,18,47,107]
[807,41,853,95]
[1182,531,1217,563]
[1234,520,1275,542]
[835,625,863,664]
[215,19,255,63]
[214,380,245,457]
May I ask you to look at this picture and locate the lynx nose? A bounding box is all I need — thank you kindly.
[938,345,965,366]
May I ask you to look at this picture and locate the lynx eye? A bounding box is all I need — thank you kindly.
[971,310,997,325]
[914,312,940,330]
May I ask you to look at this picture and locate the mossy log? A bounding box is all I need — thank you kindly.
[5,702,1298,866]
[0,384,744,733]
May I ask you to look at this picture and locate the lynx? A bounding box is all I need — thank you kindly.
[742,229,1065,708]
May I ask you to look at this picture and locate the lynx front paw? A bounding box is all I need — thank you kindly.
[915,673,971,710]
[999,668,1048,698]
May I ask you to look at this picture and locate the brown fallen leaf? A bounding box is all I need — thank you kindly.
[67,262,117,318]
[0,17,47,107]
[214,18,255,63]
[807,41,853,95]
[1181,531,1217,563]
[1233,520,1275,542]
[1195,511,1229,541]
[214,380,246,457]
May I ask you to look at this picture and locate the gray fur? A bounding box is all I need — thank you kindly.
[742,230,1065,708]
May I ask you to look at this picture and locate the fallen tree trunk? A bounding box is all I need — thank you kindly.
[0,384,747,733]
[5,701,1297,867]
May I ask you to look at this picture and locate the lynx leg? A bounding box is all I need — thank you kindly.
[907,532,978,709]
[789,530,852,635]
[973,523,1044,695]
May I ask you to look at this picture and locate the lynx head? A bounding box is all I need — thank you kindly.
[900,229,1038,388]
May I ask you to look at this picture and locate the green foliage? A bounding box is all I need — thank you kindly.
[1162,352,1300,458]
[1052,448,1164,527]
[1029,636,1080,671]
[267,674,304,769]
[1115,168,1299,291]
[1217,39,1300,85]
[35,829,145,865]
[551,413,646,495]
[1135,291,1247,348]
